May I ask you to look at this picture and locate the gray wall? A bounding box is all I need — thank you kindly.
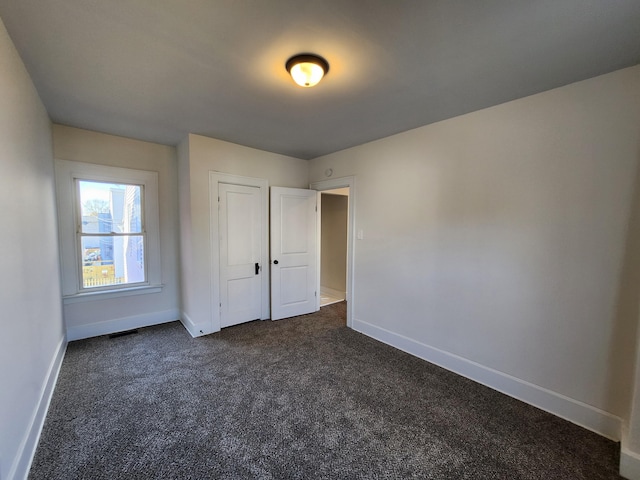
[321,193,348,294]
[0,17,65,480]
[309,66,640,440]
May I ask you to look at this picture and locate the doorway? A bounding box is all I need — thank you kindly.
[209,174,355,331]
[319,188,349,307]
[310,176,356,328]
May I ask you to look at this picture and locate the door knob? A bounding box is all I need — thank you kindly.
[273,260,279,265]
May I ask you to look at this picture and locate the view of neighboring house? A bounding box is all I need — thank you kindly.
[80,184,144,288]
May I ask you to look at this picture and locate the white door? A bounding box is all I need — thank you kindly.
[219,183,262,328]
[270,187,318,320]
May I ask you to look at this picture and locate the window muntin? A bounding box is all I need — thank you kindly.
[76,180,146,290]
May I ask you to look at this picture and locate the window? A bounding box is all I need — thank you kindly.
[77,180,145,290]
[55,160,161,301]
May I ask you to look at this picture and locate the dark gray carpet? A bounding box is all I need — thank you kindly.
[30,302,622,479]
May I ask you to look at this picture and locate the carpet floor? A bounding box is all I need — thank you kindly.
[30,302,622,479]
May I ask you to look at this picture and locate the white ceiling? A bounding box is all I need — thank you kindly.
[1,1,639,159]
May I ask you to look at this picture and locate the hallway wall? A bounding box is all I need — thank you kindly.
[321,193,348,295]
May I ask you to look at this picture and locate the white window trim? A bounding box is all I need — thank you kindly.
[55,160,162,302]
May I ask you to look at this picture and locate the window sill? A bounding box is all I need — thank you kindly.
[63,285,164,304]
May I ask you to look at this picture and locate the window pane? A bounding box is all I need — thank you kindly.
[81,235,145,288]
[78,180,142,234]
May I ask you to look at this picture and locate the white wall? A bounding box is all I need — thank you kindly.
[178,134,309,335]
[0,18,65,480]
[309,66,640,440]
[53,125,180,340]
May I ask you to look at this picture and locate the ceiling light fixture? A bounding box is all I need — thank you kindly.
[286,54,329,88]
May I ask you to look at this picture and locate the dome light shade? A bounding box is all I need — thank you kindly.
[286,54,329,87]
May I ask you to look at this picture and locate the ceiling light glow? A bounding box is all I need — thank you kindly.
[286,54,329,88]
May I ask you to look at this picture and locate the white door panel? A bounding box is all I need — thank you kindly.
[220,183,262,328]
[271,187,318,320]
[281,195,310,253]
[280,266,309,305]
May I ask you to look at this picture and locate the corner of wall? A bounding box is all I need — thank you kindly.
[176,135,193,333]
[180,311,218,338]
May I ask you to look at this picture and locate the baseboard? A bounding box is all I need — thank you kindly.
[353,318,622,441]
[180,311,218,337]
[9,336,66,480]
[180,311,197,337]
[180,311,203,337]
[320,286,346,300]
[66,309,180,341]
[621,447,640,480]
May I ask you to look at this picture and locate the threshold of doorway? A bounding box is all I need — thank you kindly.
[320,287,345,307]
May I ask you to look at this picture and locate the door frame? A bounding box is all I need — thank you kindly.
[310,176,355,328]
[210,172,270,332]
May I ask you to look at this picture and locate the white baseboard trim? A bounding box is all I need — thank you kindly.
[180,311,218,337]
[320,286,346,300]
[66,309,180,341]
[353,318,622,441]
[621,447,640,480]
[180,311,203,337]
[9,336,66,480]
[180,311,197,337]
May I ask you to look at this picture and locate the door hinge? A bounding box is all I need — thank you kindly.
[315,291,317,297]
